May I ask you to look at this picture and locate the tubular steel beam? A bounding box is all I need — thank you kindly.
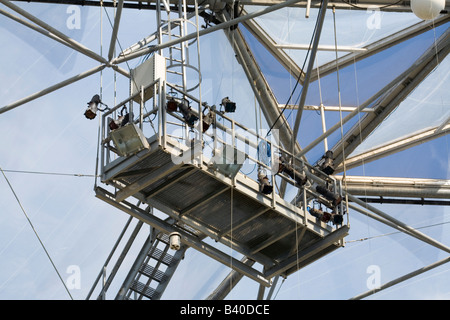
[350,256,450,300]
[108,0,125,61]
[0,0,107,64]
[95,186,272,287]
[335,124,450,173]
[332,28,450,167]
[336,176,450,200]
[296,28,450,160]
[291,0,328,149]
[347,193,450,254]
[206,257,256,300]
[111,0,308,65]
[264,225,349,278]
[0,64,106,115]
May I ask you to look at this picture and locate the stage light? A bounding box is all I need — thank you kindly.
[84,94,101,119]
[166,97,179,112]
[258,169,273,195]
[318,150,335,175]
[221,97,236,113]
[169,232,181,250]
[202,111,214,133]
[84,94,109,120]
[316,185,342,207]
[110,123,150,157]
[278,156,307,186]
[308,207,331,223]
[411,0,445,20]
[109,107,130,131]
[331,213,343,225]
[178,101,198,127]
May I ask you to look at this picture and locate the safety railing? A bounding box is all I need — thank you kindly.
[99,78,348,229]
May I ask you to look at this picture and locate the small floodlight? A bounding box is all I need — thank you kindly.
[258,169,273,195]
[316,185,342,207]
[166,97,179,112]
[178,101,198,127]
[169,232,181,250]
[308,207,331,223]
[221,97,236,113]
[202,111,214,133]
[278,156,307,186]
[84,94,108,120]
[110,123,150,157]
[319,150,335,175]
[331,213,343,225]
[109,107,129,131]
[308,207,343,225]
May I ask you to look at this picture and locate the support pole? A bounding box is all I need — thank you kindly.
[347,193,450,254]
[108,0,125,61]
[350,256,450,300]
[205,257,255,300]
[291,0,329,151]
[0,0,107,64]
[112,0,307,65]
[0,64,106,115]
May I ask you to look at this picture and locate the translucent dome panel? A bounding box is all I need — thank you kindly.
[351,53,450,157]
[245,6,423,67]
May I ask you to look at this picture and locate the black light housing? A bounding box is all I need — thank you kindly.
[278,156,307,186]
[84,94,101,119]
[258,170,273,195]
[177,101,198,127]
[309,207,343,225]
[331,213,343,225]
[202,111,214,133]
[309,207,331,223]
[166,97,179,112]
[84,94,109,120]
[221,97,236,113]
[316,185,342,207]
[109,106,129,131]
[319,150,335,175]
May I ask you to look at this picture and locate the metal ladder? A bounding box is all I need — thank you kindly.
[157,0,200,94]
[116,228,187,300]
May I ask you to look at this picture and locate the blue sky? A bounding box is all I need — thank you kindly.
[0,2,449,300]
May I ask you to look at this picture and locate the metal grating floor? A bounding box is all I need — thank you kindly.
[100,136,348,279]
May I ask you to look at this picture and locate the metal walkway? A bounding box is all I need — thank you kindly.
[96,128,349,287]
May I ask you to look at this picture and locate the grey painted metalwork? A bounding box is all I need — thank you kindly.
[1,0,449,301]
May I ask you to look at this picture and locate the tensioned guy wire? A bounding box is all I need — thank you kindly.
[0,166,73,300]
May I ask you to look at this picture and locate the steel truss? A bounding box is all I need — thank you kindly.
[1,0,449,300]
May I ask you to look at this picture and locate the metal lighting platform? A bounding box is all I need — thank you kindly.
[96,131,349,286]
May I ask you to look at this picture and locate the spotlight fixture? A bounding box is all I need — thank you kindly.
[202,111,214,133]
[318,150,335,175]
[169,232,182,250]
[178,101,198,127]
[308,207,343,225]
[84,94,108,120]
[331,213,343,225]
[110,122,150,157]
[166,97,179,112]
[221,97,236,113]
[277,156,307,186]
[316,185,342,207]
[109,106,129,131]
[308,207,331,223]
[258,169,273,195]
